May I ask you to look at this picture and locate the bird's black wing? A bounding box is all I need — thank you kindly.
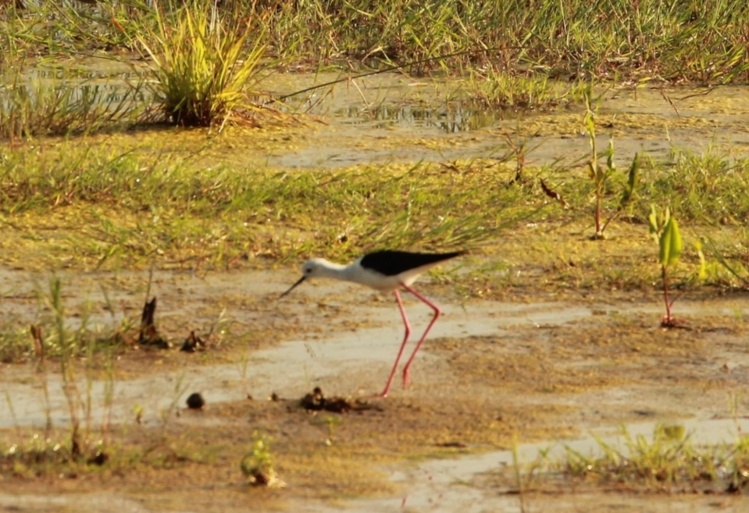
[359,250,465,277]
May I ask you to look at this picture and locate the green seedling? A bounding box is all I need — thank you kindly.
[240,431,284,488]
[133,404,144,425]
[510,433,528,513]
[648,206,683,327]
[584,91,639,239]
[322,415,342,446]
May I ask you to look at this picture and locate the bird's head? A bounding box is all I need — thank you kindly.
[279,258,329,297]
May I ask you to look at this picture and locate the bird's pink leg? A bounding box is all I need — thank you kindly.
[401,283,441,389]
[380,289,411,398]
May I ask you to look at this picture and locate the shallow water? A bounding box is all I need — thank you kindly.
[15,63,749,170]
[370,417,749,513]
[3,266,749,430]
[266,73,749,169]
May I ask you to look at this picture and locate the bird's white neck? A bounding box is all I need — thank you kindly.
[315,259,356,281]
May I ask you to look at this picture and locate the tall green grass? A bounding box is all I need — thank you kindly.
[135,0,266,127]
[3,0,748,84]
[246,0,749,83]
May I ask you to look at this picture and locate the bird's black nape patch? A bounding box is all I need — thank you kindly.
[359,250,464,277]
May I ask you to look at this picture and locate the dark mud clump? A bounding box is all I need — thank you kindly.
[299,387,379,414]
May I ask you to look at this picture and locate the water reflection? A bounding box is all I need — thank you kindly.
[34,67,146,82]
[333,102,511,133]
[0,82,148,109]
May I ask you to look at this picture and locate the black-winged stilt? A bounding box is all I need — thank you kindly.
[280,249,464,397]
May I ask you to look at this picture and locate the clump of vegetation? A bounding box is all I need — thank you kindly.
[470,69,559,111]
[563,424,749,494]
[653,147,749,223]
[583,92,639,239]
[0,277,133,363]
[135,0,266,128]
[240,431,284,487]
[1,433,110,478]
[706,237,749,288]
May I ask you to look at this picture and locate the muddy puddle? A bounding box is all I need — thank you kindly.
[0,266,599,428]
[5,266,747,429]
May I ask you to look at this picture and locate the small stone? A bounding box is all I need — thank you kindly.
[186,392,205,410]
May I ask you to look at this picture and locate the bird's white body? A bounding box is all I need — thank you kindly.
[301,257,431,292]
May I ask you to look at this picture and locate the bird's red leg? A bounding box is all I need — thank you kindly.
[401,283,441,389]
[380,289,411,398]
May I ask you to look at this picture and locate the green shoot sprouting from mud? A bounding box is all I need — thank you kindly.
[584,91,639,240]
[648,206,683,327]
[240,431,284,488]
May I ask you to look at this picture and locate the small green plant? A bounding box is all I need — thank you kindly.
[584,92,639,239]
[322,415,341,446]
[240,431,284,488]
[648,206,684,327]
[135,0,266,128]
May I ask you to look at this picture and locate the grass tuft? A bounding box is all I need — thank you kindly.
[562,424,749,493]
[135,0,266,128]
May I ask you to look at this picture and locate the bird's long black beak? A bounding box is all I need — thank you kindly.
[280,275,306,298]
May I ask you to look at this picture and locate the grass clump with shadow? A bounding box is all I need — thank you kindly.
[135,0,267,128]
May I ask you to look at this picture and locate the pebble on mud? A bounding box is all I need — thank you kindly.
[186,392,205,410]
